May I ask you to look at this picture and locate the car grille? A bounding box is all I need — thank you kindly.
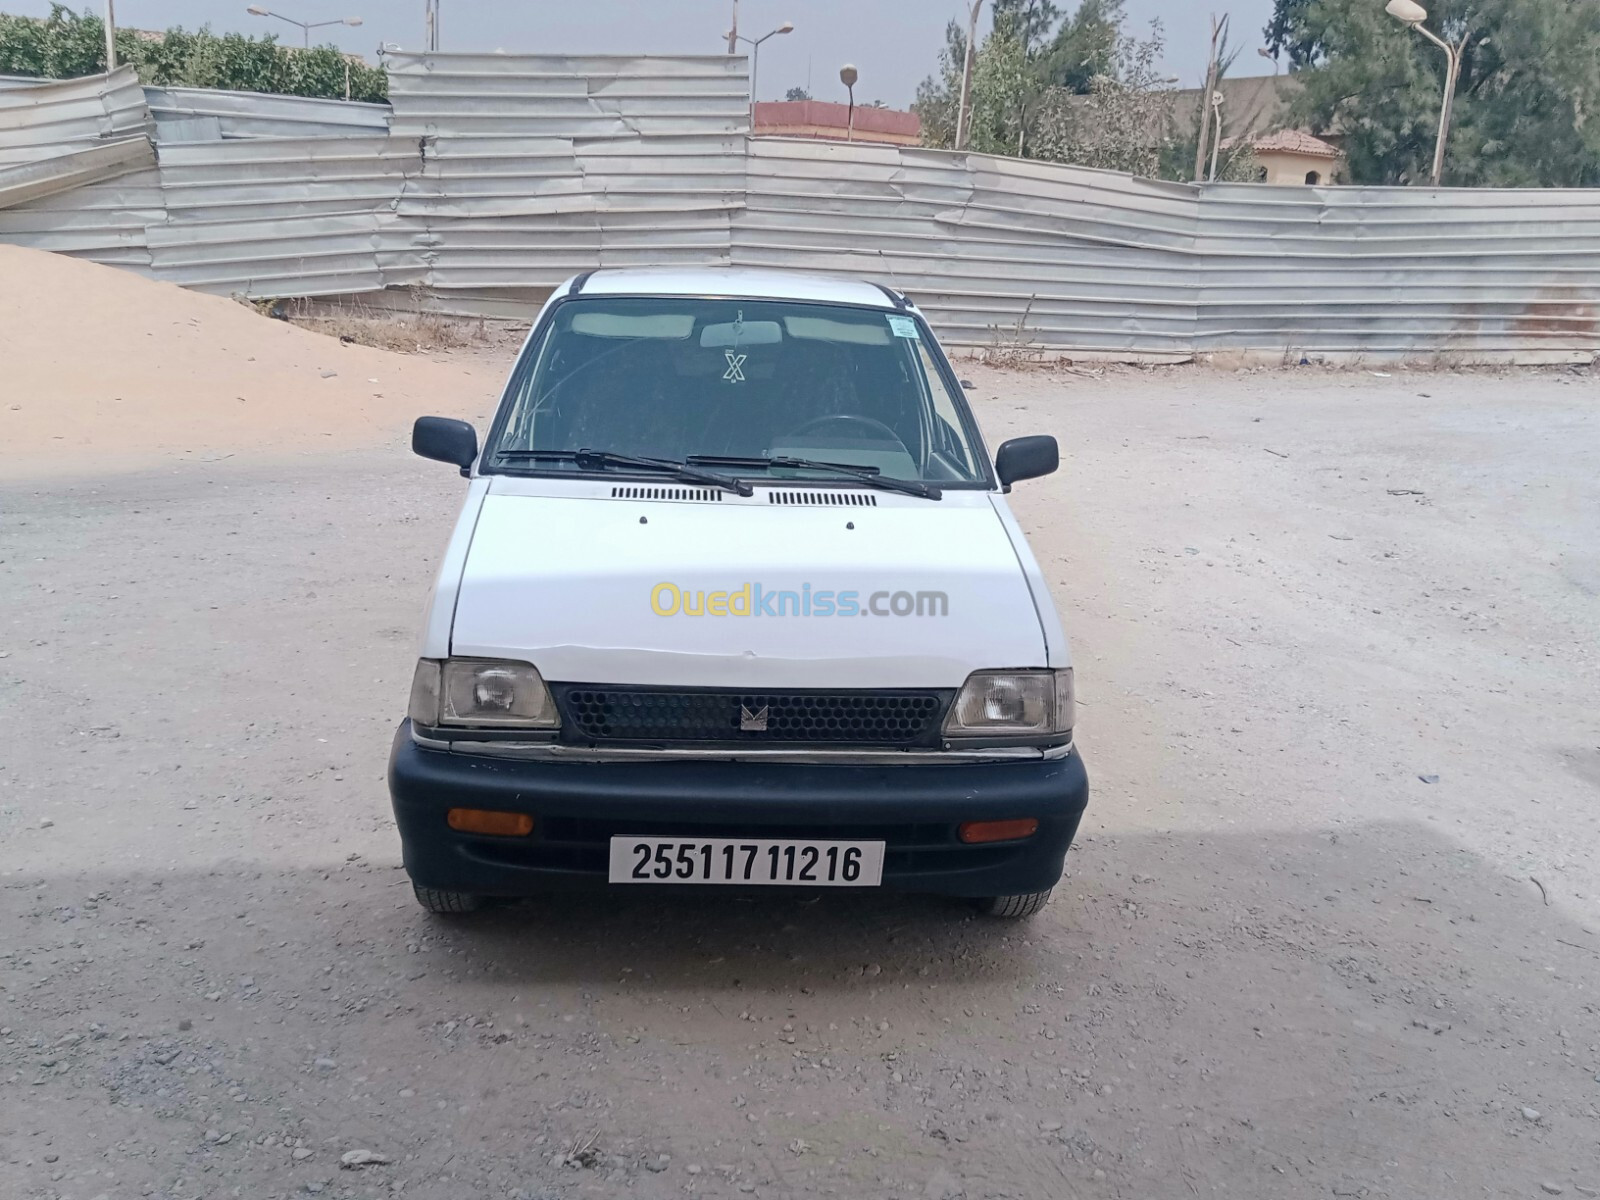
[549,686,953,748]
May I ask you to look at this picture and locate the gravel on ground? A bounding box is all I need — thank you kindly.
[2,257,1598,1199]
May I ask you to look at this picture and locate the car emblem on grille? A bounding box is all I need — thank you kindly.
[739,704,769,732]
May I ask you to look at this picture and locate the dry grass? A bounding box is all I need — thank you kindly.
[255,291,493,354]
[287,307,490,354]
[975,293,1054,368]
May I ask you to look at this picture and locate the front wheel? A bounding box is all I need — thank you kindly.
[977,889,1054,919]
[412,884,483,914]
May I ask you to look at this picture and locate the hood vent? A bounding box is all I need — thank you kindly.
[767,491,878,507]
[611,486,723,502]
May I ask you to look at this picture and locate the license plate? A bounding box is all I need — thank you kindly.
[608,837,885,887]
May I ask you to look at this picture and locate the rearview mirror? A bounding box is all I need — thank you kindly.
[413,416,478,476]
[995,435,1058,491]
[700,320,783,349]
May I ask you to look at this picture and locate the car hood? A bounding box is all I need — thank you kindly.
[447,481,1052,689]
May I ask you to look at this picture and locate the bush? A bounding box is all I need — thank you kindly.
[0,4,387,103]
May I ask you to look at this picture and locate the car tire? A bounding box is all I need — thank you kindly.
[412,884,483,914]
[977,889,1054,919]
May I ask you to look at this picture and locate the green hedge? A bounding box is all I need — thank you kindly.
[0,4,387,103]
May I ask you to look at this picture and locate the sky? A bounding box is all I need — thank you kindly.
[10,1,1279,107]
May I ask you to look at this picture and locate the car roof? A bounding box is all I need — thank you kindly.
[566,267,901,310]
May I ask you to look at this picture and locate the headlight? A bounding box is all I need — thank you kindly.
[407,658,559,729]
[944,669,1073,739]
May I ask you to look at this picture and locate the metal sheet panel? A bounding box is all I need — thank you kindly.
[385,52,750,138]
[146,210,409,295]
[155,136,427,223]
[147,136,429,295]
[0,166,162,266]
[3,56,1600,362]
[0,136,154,211]
[735,140,1200,354]
[398,127,743,288]
[396,132,746,217]
[1195,182,1600,358]
[144,86,392,142]
[0,66,151,164]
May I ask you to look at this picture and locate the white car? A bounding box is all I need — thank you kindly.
[390,268,1087,918]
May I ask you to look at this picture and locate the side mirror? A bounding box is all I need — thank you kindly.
[995,435,1058,491]
[413,417,478,476]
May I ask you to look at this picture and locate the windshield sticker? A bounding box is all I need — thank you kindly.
[887,315,920,340]
[722,350,748,383]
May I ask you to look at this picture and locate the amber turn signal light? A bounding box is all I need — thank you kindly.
[958,818,1040,844]
[447,808,534,837]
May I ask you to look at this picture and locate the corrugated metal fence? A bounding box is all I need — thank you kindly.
[0,57,1597,363]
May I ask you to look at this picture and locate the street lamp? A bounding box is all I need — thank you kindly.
[245,7,363,50]
[424,0,440,51]
[954,0,985,150]
[1208,90,1225,181]
[1384,0,1472,186]
[840,63,858,142]
[733,21,793,119]
[102,0,117,70]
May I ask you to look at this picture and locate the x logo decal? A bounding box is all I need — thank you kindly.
[723,351,748,383]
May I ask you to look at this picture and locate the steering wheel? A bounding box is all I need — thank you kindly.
[786,414,908,450]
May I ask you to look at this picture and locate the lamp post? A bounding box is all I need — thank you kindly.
[840,64,858,142]
[1384,0,1472,187]
[244,7,364,49]
[954,0,985,150]
[1193,14,1228,184]
[1208,90,1225,181]
[103,0,117,70]
[424,0,440,51]
[733,22,794,123]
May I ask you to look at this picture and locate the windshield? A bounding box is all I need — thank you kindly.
[485,297,990,486]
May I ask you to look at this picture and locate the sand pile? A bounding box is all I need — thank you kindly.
[0,246,499,478]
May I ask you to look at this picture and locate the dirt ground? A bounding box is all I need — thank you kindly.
[3,256,1600,1200]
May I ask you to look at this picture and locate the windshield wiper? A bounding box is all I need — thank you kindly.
[687,454,943,501]
[493,449,754,497]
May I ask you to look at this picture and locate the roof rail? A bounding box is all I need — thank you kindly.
[872,282,909,310]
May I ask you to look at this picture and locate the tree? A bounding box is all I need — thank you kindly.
[1024,18,1248,180]
[1041,0,1124,94]
[1032,20,1187,177]
[991,0,1061,156]
[1283,0,1600,186]
[913,0,1124,153]
[0,5,387,102]
[784,86,811,101]
[1263,0,1319,68]
[1163,15,1258,184]
[992,0,1062,53]
[913,19,969,147]
[963,7,1034,155]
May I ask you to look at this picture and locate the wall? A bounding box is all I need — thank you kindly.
[0,59,1597,364]
[1255,149,1338,187]
[752,100,922,147]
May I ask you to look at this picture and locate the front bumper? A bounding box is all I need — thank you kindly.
[387,722,1090,898]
